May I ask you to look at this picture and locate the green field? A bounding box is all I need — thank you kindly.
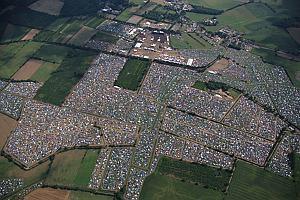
[35,48,96,105]
[70,191,113,200]
[252,48,300,88]
[116,7,134,22]
[0,41,42,78]
[114,58,150,91]
[226,160,296,200]
[46,17,70,31]
[185,12,211,23]
[0,155,50,186]
[140,157,228,200]
[30,62,60,82]
[85,17,105,29]
[33,44,71,63]
[186,0,242,10]
[170,33,211,49]
[68,26,97,46]
[0,23,30,43]
[92,31,119,43]
[46,149,98,187]
[293,153,300,199]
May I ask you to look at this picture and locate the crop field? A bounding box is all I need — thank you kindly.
[116,7,138,22]
[294,153,300,198]
[33,44,70,64]
[12,58,43,80]
[0,41,42,78]
[186,0,243,10]
[69,191,114,200]
[24,188,70,200]
[252,48,300,88]
[21,29,40,41]
[0,113,17,149]
[85,17,105,29]
[0,23,30,43]
[92,31,119,43]
[46,17,70,31]
[0,155,50,185]
[35,48,96,105]
[114,58,150,91]
[30,62,60,82]
[185,12,211,23]
[287,27,300,44]
[28,0,64,16]
[226,160,296,200]
[68,26,97,46]
[171,33,211,50]
[60,19,86,37]
[155,157,231,191]
[140,173,223,200]
[46,149,99,188]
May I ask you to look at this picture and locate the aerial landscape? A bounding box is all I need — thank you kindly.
[0,0,299,199]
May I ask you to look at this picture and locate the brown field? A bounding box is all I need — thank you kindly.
[0,113,17,149]
[287,27,300,44]
[12,59,44,80]
[21,29,40,41]
[207,58,229,71]
[28,0,64,16]
[25,188,70,200]
[127,15,143,24]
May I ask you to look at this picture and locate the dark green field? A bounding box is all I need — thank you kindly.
[0,23,30,43]
[92,31,119,43]
[140,157,229,200]
[226,160,296,200]
[35,48,97,105]
[293,153,300,199]
[69,191,113,200]
[114,58,150,91]
[85,17,105,29]
[33,44,71,63]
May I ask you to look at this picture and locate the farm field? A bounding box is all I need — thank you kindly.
[226,160,296,200]
[68,26,97,46]
[114,58,150,91]
[69,191,114,200]
[12,58,43,80]
[0,23,30,43]
[186,0,243,10]
[30,61,60,82]
[294,153,300,199]
[287,27,300,44]
[0,155,50,185]
[33,44,70,64]
[21,28,40,41]
[0,113,17,149]
[28,0,64,16]
[92,31,119,43]
[171,33,211,49]
[0,41,42,79]
[185,12,211,23]
[46,17,70,31]
[24,188,70,200]
[85,17,105,29]
[34,48,96,105]
[252,48,300,88]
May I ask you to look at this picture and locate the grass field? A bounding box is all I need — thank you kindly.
[140,156,227,200]
[252,48,300,88]
[85,17,105,29]
[34,48,96,105]
[114,58,150,91]
[30,61,60,82]
[0,23,30,43]
[116,7,134,22]
[92,31,119,43]
[46,17,70,31]
[68,26,97,46]
[185,12,211,23]
[70,191,113,200]
[170,33,211,49]
[226,160,296,200]
[0,155,50,185]
[0,41,42,78]
[186,0,242,10]
[33,44,70,63]
[46,149,99,187]
[293,153,300,199]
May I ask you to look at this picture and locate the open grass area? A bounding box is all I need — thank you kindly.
[293,153,300,199]
[35,48,96,105]
[140,156,228,200]
[0,41,42,78]
[186,0,243,10]
[170,33,211,49]
[116,7,134,22]
[85,17,105,29]
[226,160,296,200]
[185,12,211,23]
[33,44,71,63]
[0,155,50,185]
[92,31,119,43]
[70,191,113,200]
[46,149,99,188]
[252,48,300,88]
[30,61,60,82]
[46,17,70,31]
[114,58,150,91]
[68,26,97,46]
[73,150,99,187]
